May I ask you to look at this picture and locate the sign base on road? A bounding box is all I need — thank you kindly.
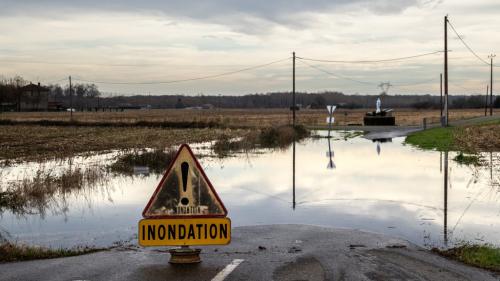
[169,246,201,264]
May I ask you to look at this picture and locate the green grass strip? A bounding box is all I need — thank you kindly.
[435,245,500,272]
[405,127,456,151]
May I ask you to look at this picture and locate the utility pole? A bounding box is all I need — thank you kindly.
[292,52,296,127]
[16,80,20,112]
[440,73,443,118]
[485,85,489,116]
[69,75,73,121]
[444,16,449,126]
[292,52,296,210]
[489,54,495,116]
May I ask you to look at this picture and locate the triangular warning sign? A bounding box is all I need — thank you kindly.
[142,144,227,218]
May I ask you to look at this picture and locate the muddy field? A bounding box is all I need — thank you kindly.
[0,126,249,161]
[0,108,496,127]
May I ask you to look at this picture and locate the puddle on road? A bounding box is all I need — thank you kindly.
[0,131,499,249]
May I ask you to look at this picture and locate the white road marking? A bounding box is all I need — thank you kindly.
[211,259,244,281]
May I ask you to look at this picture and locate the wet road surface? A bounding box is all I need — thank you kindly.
[0,225,498,281]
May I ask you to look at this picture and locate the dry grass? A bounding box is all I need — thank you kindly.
[455,122,500,152]
[0,125,249,161]
[1,165,108,216]
[0,108,496,127]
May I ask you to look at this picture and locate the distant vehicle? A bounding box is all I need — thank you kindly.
[66,108,76,112]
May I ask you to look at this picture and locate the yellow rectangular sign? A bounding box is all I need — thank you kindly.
[138,218,231,246]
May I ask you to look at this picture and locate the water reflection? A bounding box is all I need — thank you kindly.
[326,137,335,170]
[0,163,111,218]
[292,136,296,210]
[372,138,392,156]
[0,132,499,250]
[443,151,449,247]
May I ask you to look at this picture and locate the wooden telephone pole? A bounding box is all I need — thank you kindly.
[489,54,495,116]
[440,73,443,117]
[69,76,73,121]
[292,52,296,127]
[485,85,489,116]
[444,16,449,126]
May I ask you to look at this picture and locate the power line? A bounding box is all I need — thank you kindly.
[296,51,442,64]
[299,59,438,88]
[298,59,374,85]
[72,57,291,85]
[45,77,68,84]
[446,19,490,66]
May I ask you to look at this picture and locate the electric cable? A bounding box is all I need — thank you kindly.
[296,51,442,64]
[72,57,291,85]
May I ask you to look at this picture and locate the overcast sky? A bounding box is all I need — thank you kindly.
[0,0,498,95]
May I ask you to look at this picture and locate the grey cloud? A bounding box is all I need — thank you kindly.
[2,0,423,34]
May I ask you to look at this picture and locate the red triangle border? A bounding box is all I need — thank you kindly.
[142,144,228,219]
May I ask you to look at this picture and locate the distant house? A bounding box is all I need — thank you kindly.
[19,83,49,111]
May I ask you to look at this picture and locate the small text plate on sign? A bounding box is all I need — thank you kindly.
[139,218,231,246]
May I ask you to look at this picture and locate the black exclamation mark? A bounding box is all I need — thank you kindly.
[180,162,189,205]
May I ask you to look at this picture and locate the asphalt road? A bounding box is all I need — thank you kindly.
[361,114,500,140]
[0,225,498,281]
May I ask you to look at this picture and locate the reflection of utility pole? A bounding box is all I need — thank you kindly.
[440,151,442,172]
[491,152,493,182]
[292,136,296,210]
[443,150,448,247]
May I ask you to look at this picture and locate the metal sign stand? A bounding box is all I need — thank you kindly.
[326,105,336,138]
[169,246,202,264]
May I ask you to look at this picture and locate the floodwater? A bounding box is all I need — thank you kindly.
[0,131,499,249]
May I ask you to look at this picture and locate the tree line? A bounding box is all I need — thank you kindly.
[100,92,500,110]
[0,75,102,110]
[1,75,499,110]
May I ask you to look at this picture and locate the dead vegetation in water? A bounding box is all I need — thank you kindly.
[0,165,108,216]
[213,125,310,156]
[108,149,176,175]
[0,125,248,161]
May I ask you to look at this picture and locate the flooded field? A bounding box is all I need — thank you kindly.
[0,131,498,250]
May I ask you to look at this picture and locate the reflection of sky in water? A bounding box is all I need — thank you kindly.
[0,131,499,249]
